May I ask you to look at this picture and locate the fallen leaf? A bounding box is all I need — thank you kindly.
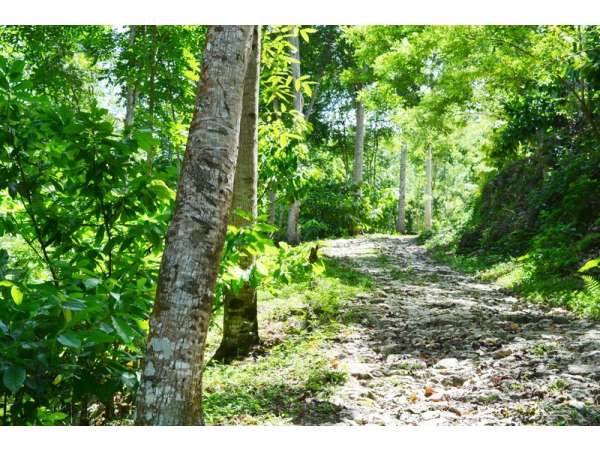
[424,386,435,397]
[409,393,418,403]
[330,359,339,369]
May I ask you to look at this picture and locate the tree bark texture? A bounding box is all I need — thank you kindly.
[286,27,303,245]
[424,147,433,232]
[396,144,407,234]
[353,99,365,191]
[213,26,261,363]
[287,200,301,245]
[135,25,253,426]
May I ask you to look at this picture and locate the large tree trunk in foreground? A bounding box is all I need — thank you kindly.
[353,98,365,192]
[213,26,261,363]
[424,147,433,232]
[135,25,253,426]
[396,144,408,234]
[286,27,302,245]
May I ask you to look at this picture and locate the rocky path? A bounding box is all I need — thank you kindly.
[321,236,600,425]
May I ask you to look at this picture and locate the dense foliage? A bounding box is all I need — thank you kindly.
[0,25,598,425]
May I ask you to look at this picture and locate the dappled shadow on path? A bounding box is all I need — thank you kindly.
[321,236,600,425]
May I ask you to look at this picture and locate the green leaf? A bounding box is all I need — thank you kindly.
[0,280,13,287]
[62,298,87,311]
[11,285,23,305]
[579,258,599,273]
[111,316,136,344]
[3,366,26,394]
[0,319,8,335]
[83,278,101,289]
[149,179,176,201]
[133,130,158,151]
[57,331,82,349]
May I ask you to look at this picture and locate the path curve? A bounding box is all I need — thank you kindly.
[322,236,600,425]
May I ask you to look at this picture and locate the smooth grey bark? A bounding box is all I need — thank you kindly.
[286,27,303,245]
[135,25,253,426]
[396,144,408,234]
[287,200,300,244]
[353,98,365,191]
[424,147,433,232]
[213,26,261,363]
[288,29,304,114]
[124,25,137,129]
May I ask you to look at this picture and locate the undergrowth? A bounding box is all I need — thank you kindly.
[202,254,374,425]
[425,230,600,319]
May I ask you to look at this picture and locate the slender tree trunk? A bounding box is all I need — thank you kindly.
[424,147,433,232]
[353,98,365,192]
[288,29,304,114]
[396,144,408,234]
[135,25,253,426]
[268,187,276,225]
[372,125,379,185]
[287,200,300,244]
[350,97,365,236]
[286,27,303,245]
[213,26,261,363]
[124,25,137,130]
[147,25,158,174]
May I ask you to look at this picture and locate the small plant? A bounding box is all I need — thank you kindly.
[532,344,549,357]
[548,378,569,392]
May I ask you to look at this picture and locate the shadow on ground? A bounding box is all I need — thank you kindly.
[320,235,600,425]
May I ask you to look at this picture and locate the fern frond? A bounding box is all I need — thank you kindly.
[582,275,600,300]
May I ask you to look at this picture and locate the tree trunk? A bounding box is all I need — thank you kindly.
[287,200,300,245]
[213,26,261,363]
[124,25,137,130]
[286,27,303,245]
[268,187,276,225]
[396,144,407,234]
[424,147,433,232]
[147,25,158,174]
[288,29,304,114]
[353,98,365,192]
[135,25,253,426]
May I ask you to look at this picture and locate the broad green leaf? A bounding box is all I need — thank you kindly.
[11,285,23,305]
[149,179,176,201]
[62,298,87,311]
[83,278,101,289]
[3,366,26,394]
[133,130,157,151]
[111,316,136,344]
[57,331,82,349]
[579,258,599,273]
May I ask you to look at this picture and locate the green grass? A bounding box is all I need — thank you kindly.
[202,256,373,425]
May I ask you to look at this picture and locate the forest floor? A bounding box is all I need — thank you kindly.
[203,235,600,425]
